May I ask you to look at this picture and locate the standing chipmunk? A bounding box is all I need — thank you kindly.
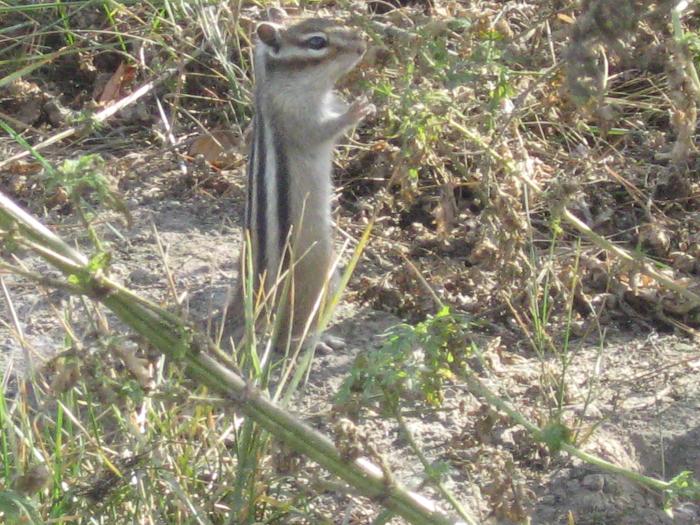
[226,10,374,349]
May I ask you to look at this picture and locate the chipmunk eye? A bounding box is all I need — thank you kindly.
[306,36,328,50]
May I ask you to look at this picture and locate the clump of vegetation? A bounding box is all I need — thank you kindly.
[339,307,472,411]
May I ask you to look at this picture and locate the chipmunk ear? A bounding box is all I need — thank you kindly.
[256,22,282,51]
[266,7,287,24]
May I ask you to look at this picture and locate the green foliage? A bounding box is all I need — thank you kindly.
[424,459,451,483]
[0,224,20,254]
[338,307,471,413]
[0,489,43,525]
[86,251,111,273]
[46,153,131,251]
[663,471,700,512]
[686,31,700,65]
[365,16,517,214]
[535,421,573,454]
[48,154,117,212]
[67,251,111,289]
[378,61,451,151]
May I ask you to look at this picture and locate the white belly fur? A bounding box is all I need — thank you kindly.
[283,145,335,336]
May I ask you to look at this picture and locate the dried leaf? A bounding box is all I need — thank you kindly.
[113,341,152,388]
[433,182,457,239]
[638,223,671,257]
[557,13,576,24]
[189,130,242,168]
[6,161,42,175]
[98,62,136,104]
[50,363,81,394]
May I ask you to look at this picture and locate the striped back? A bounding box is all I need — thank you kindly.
[244,17,363,289]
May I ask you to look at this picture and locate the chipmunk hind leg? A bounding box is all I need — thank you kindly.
[287,243,348,353]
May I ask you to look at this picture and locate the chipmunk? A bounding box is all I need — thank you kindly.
[225,9,374,350]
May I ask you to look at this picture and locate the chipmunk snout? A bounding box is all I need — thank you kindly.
[346,34,367,55]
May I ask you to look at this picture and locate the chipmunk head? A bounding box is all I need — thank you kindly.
[255,17,366,90]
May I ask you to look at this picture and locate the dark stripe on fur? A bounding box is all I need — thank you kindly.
[272,121,291,256]
[254,113,267,275]
[266,51,334,73]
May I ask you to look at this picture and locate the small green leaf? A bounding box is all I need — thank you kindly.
[663,470,700,510]
[87,251,111,272]
[425,460,450,481]
[536,421,572,454]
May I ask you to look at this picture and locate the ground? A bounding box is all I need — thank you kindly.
[1,1,700,524]
[1,150,697,524]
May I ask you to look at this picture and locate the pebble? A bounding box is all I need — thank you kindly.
[129,268,159,285]
[540,494,557,505]
[565,479,580,492]
[582,473,605,492]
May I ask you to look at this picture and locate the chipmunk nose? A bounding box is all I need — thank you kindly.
[347,34,366,55]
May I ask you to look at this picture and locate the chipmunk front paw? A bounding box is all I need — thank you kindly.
[347,97,376,122]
